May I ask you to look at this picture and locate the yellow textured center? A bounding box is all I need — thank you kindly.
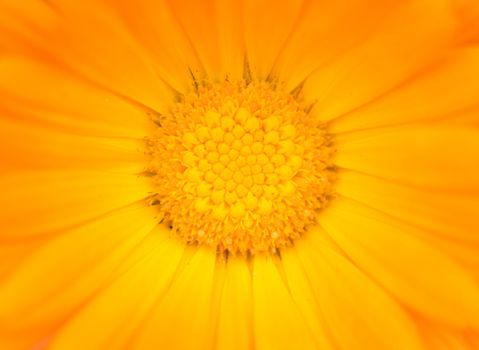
[147,80,334,254]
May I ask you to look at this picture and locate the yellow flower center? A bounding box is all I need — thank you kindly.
[147,80,334,255]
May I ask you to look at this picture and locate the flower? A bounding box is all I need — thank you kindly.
[1,0,479,349]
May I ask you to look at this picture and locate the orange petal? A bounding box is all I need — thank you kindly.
[274,0,402,90]
[303,0,456,121]
[243,0,304,79]
[0,170,151,241]
[336,170,479,277]
[336,170,479,244]
[452,0,479,44]
[0,56,153,138]
[335,125,479,191]
[102,0,201,93]
[296,229,425,349]
[0,0,174,113]
[165,0,245,81]
[0,117,146,173]
[320,197,479,328]
[419,321,478,350]
[0,203,158,333]
[0,241,39,279]
[329,48,479,133]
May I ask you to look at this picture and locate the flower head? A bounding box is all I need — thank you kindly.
[1,0,479,349]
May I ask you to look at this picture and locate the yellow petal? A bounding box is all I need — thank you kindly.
[215,257,254,350]
[319,197,479,328]
[296,229,425,350]
[252,255,318,350]
[243,0,304,79]
[132,247,218,349]
[49,233,184,350]
[280,249,337,350]
[0,203,158,332]
[335,125,479,191]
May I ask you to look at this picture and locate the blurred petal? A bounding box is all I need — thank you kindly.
[453,0,479,44]
[102,0,201,93]
[0,203,158,335]
[329,48,479,132]
[165,0,245,81]
[297,229,425,349]
[0,170,151,240]
[0,0,174,112]
[0,56,153,138]
[243,0,304,79]
[274,0,401,90]
[336,170,479,243]
[252,255,318,350]
[132,248,218,349]
[303,0,456,121]
[49,234,184,350]
[320,197,479,328]
[335,126,479,191]
[0,117,146,173]
[215,258,254,350]
[280,249,337,350]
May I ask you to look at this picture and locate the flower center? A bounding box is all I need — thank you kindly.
[147,80,334,255]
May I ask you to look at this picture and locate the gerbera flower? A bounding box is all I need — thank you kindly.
[1,0,479,349]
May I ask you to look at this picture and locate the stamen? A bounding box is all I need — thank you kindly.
[147,80,335,255]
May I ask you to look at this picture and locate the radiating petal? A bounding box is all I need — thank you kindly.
[0,203,158,336]
[0,117,146,173]
[303,0,456,121]
[0,56,153,138]
[48,233,184,350]
[336,170,479,243]
[329,48,479,133]
[335,125,479,191]
[319,197,479,328]
[280,249,337,350]
[296,229,426,349]
[453,0,479,44]
[419,321,477,350]
[132,248,218,349]
[215,257,254,350]
[0,170,151,240]
[274,0,401,90]
[243,0,304,79]
[165,0,244,81]
[0,0,173,113]
[102,0,201,93]
[252,255,318,350]
[0,241,39,280]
